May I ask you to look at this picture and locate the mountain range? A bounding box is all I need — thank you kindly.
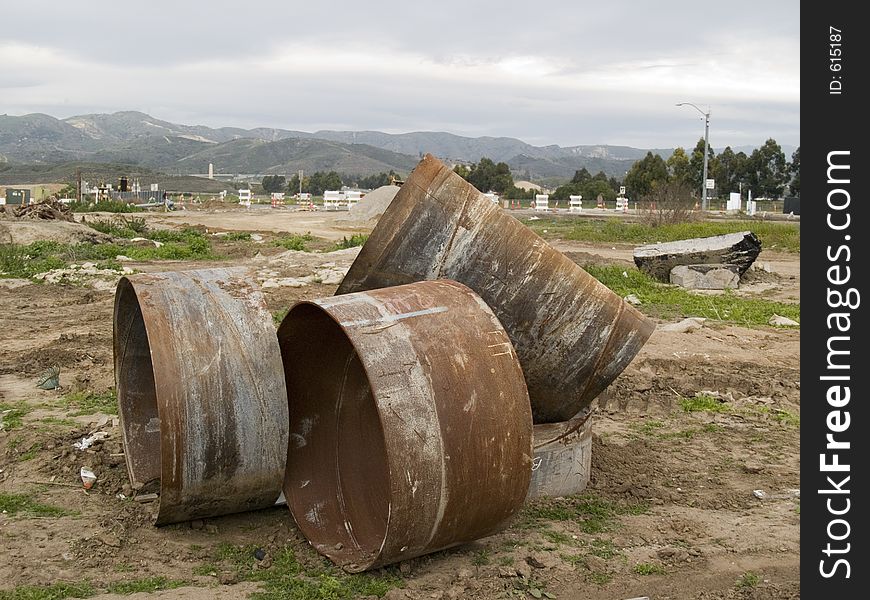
[0,111,793,182]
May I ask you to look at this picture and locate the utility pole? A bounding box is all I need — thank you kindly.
[676,102,711,210]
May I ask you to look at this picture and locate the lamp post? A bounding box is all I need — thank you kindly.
[676,102,710,210]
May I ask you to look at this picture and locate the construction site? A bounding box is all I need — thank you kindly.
[0,155,800,600]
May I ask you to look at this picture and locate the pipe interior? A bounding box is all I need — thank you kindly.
[114,279,161,490]
[279,303,390,568]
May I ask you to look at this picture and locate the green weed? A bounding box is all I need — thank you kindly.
[274,233,313,251]
[633,562,666,575]
[585,265,800,326]
[523,218,800,253]
[1,402,31,430]
[334,234,369,250]
[0,492,70,517]
[680,393,730,413]
[737,572,760,588]
[107,577,186,594]
[59,390,117,416]
[0,581,95,600]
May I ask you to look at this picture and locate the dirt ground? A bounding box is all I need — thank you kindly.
[0,208,799,599]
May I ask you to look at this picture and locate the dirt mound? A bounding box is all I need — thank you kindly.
[341,185,400,224]
[0,219,112,245]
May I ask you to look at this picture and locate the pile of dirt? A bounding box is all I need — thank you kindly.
[341,185,400,224]
[0,219,112,245]
[10,200,75,222]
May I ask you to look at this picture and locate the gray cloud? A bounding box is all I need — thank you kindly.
[1,1,799,149]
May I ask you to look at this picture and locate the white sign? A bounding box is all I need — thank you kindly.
[619,186,626,195]
[150,183,159,192]
[705,178,715,190]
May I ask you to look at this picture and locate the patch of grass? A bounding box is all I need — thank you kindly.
[633,562,666,575]
[560,553,585,567]
[471,549,491,566]
[193,563,219,576]
[660,428,699,440]
[224,231,253,241]
[541,529,574,546]
[1,243,66,279]
[37,416,78,429]
[584,265,800,326]
[497,555,515,567]
[737,571,760,588]
[272,308,289,327]
[70,199,142,213]
[3,232,215,281]
[19,442,43,461]
[586,571,612,585]
[113,563,134,573]
[211,543,402,600]
[520,495,649,534]
[523,218,800,253]
[631,419,665,435]
[0,581,95,599]
[106,577,186,595]
[86,216,149,238]
[334,234,369,250]
[680,393,730,413]
[772,408,800,427]
[1,401,32,430]
[0,492,70,517]
[585,539,621,560]
[59,390,117,416]
[273,233,314,251]
[702,423,724,433]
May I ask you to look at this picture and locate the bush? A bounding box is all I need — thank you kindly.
[638,181,699,226]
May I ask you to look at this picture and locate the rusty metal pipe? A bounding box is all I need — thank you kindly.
[337,154,655,423]
[113,268,288,525]
[277,279,532,572]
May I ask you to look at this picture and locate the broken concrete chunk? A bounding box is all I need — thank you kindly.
[658,317,707,333]
[670,264,739,290]
[634,231,761,281]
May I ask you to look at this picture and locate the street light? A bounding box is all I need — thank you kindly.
[676,102,710,210]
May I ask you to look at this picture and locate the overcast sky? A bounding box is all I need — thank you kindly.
[1,1,799,151]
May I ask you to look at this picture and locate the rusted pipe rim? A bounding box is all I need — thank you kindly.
[114,268,289,525]
[278,279,533,572]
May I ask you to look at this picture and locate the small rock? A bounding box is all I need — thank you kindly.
[584,555,607,572]
[516,562,531,579]
[624,294,642,305]
[334,542,343,551]
[659,317,706,333]
[456,568,473,579]
[254,548,266,561]
[218,571,238,585]
[498,566,518,578]
[769,314,799,327]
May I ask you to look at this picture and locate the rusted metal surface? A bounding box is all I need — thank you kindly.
[336,154,655,423]
[113,268,288,525]
[277,279,532,572]
[528,414,593,500]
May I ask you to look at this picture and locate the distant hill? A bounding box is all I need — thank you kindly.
[0,110,794,182]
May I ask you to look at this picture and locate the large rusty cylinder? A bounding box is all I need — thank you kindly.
[336,154,655,423]
[113,268,289,525]
[276,279,533,572]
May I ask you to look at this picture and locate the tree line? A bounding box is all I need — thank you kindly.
[625,139,799,199]
[260,138,799,201]
[261,171,403,196]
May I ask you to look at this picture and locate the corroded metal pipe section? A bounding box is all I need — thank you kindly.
[277,279,532,572]
[113,268,289,525]
[337,154,655,423]
[528,415,593,500]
